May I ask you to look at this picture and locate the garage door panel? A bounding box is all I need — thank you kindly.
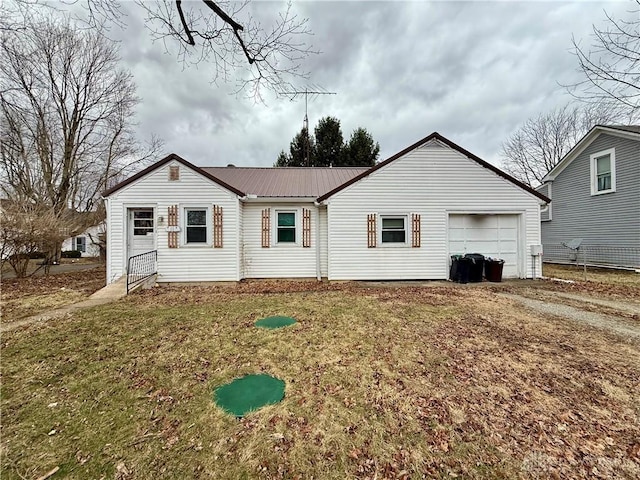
[448,214,520,278]
[467,229,503,241]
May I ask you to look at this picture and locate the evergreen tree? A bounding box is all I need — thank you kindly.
[273,127,315,166]
[345,127,380,166]
[274,150,290,167]
[314,116,344,167]
[274,117,380,167]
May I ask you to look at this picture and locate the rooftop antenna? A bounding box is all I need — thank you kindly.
[281,84,337,166]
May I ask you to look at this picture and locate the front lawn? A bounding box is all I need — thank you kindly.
[1,283,639,479]
[1,267,106,322]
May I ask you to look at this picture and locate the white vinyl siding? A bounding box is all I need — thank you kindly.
[242,203,317,278]
[326,140,543,280]
[106,162,240,283]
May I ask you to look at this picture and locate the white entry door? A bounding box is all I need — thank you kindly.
[448,214,520,278]
[127,208,155,259]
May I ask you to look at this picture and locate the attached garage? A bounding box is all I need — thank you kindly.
[448,213,520,278]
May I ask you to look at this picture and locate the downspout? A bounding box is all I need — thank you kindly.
[237,196,246,281]
[314,201,322,281]
[103,196,111,284]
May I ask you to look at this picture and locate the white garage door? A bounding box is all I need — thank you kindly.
[448,214,520,278]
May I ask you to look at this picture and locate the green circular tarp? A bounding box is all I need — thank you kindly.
[255,316,297,329]
[214,374,285,417]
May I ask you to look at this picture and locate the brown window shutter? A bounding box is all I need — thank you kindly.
[169,165,179,181]
[367,214,376,248]
[302,208,311,247]
[168,205,179,248]
[213,205,223,248]
[261,208,270,248]
[412,213,421,248]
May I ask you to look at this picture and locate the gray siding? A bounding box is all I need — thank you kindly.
[541,133,640,267]
[537,183,551,222]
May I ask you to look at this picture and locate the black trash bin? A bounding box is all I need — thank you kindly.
[464,253,485,283]
[485,258,505,282]
[450,255,470,284]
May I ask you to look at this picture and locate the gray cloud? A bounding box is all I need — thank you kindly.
[82,1,634,168]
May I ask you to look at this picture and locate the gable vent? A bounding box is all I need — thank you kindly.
[169,165,180,181]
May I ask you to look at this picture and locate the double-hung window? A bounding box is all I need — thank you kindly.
[381,216,407,244]
[73,236,86,253]
[590,148,616,195]
[185,208,208,244]
[277,211,296,244]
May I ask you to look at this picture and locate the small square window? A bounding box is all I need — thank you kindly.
[277,212,296,243]
[381,216,406,243]
[186,209,207,243]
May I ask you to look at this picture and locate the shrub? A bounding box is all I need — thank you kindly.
[28,251,46,259]
[61,250,82,259]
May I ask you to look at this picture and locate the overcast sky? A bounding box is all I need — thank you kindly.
[99,1,635,168]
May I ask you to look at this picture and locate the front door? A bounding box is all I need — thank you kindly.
[127,208,155,260]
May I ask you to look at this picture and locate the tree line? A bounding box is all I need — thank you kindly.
[275,116,380,167]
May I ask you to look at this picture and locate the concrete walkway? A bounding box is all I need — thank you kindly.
[1,277,127,332]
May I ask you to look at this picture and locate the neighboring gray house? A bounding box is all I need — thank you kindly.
[537,125,640,269]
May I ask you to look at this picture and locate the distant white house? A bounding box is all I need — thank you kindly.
[102,132,550,284]
[62,223,104,258]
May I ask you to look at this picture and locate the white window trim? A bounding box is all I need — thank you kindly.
[182,205,212,247]
[590,148,616,196]
[73,236,87,252]
[274,209,299,246]
[379,214,409,247]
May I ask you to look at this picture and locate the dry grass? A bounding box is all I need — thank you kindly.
[543,263,640,286]
[2,282,639,479]
[1,266,106,322]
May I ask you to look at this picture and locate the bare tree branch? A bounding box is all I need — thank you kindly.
[1,15,162,262]
[565,0,640,119]
[501,103,622,187]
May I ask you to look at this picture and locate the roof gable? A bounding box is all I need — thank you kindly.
[102,154,246,197]
[317,132,550,203]
[542,125,640,182]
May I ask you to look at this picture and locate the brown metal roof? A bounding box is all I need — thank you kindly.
[201,167,369,197]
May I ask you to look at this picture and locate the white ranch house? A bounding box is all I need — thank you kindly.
[102,132,550,284]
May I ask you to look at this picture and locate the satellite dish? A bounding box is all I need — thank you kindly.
[562,238,583,250]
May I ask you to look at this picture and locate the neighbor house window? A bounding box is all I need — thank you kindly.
[381,216,406,244]
[590,148,616,195]
[277,211,296,243]
[186,208,208,244]
[73,236,86,253]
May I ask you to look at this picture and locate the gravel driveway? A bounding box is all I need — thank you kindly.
[499,293,640,340]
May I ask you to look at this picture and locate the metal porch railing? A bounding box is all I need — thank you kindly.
[126,250,157,294]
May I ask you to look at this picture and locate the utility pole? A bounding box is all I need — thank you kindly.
[281,86,336,166]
